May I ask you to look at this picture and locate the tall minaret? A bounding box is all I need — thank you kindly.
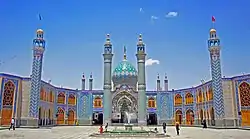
[136,34,147,125]
[81,73,85,90]
[29,29,45,124]
[103,34,113,125]
[89,73,93,90]
[164,73,168,91]
[156,74,161,91]
[208,17,225,125]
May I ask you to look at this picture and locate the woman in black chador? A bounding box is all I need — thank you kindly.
[202,119,207,128]
[162,122,167,134]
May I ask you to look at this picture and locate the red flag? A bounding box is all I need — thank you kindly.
[212,16,215,22]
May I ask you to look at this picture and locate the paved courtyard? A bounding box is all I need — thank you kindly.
[0,126,249,139]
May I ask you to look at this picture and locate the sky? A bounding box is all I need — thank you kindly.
[0,0,250,91]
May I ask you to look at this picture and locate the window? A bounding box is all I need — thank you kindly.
[185,93,193,105]
[148,97,156,108]
[93,97,102,108]
[57,93,65,104]
[68,94,76,105]
[174,94,182,106]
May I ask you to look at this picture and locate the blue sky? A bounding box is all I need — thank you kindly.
[0,0,249,90]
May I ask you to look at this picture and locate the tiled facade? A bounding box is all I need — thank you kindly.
[0,73,249,127]
[0,27,249,128]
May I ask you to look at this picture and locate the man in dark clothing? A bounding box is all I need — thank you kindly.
[162,122,167,135]
[175,122,180,135]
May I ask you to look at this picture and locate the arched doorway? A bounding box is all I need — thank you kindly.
[239,82,250,126]
[56,107,64,125]
[210,107,215,126]
[147,113,157,125]
[200,109,204,124]
[186,109,194,125]
[68,109,75,125]
[111,91,137,124]
[92,112,103,125]
[48,109,51,125]
[1,81,15,125]
[175,110,182,124]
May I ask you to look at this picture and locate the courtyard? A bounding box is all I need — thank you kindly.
[0,126,249,139]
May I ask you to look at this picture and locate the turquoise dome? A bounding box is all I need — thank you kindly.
[113,60,137,77]
[112,60,137,85]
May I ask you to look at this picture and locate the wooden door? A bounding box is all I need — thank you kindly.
[68,110,74,125]
[242,110,250,126]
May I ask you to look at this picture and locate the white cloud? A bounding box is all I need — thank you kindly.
[139,8,144,13]
[145,58,160,66]
[166,12,178,18]
[151,16,159,20]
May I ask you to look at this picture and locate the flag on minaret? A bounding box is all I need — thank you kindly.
[212,16,215,23]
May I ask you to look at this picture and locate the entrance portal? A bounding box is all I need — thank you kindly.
[92,112,103,125]
[147,113,157,125]
[111,91,138,124]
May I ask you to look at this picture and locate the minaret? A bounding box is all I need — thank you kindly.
[156,74,161,91]
[89,73,93,90]
[164,73,168,91]
[208,18,225,125]
[29,29,45,124]
[81,73,85,90]
[103,34,113,125]
[136,34,147,125]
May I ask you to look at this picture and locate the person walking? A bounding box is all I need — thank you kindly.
[99,125,103,134]
[9,118,15,130]
[175,122,180,136]
[162,122,167,135]
[105,123,108,132]
[202,119,207,128]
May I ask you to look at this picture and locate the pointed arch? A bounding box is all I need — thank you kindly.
[199,109,204,122]
[197,89,203,103]
[174,94,182,106]
[186,109,194,125]
[185,93,193,105]
[49,91,53,102]
[208,87,213,100]
[57,92,65,104]
[239,82,250,107]
[68,94,76,105]
[239,82,250,126]
[1,80,15,125]
[175,110,182,124]
[40,88,45,100]
[68,109,75,125]
[148,97,156,108]
[56,107,64,125]
[93,96,102,108]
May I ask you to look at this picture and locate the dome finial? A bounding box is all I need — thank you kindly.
[137,34,145,47]
[104,34,112,47]
[123,45,127,60]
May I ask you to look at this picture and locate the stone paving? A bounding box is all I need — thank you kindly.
[0,126,249,139]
